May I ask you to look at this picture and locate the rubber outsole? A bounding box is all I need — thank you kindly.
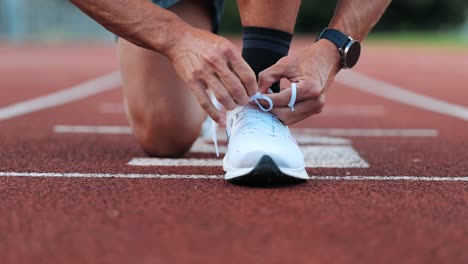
[227,155,308,187]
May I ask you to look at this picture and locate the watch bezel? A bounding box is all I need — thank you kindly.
[342,39,361,69]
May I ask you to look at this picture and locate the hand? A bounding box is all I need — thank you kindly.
[258,39,342,125]
[165,26,257,125]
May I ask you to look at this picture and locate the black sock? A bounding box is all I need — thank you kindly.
[242,27,293,93]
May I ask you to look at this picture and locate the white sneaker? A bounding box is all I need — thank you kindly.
[222,103,309,182]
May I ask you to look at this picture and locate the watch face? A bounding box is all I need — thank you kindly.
[343,41,361,68]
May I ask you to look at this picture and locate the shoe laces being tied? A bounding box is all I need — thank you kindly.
[210,83,298,157]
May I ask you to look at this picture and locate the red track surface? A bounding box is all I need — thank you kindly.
[1,39,468,263]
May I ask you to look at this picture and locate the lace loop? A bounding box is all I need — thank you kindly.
[288,83,297,112]
[250,92,273,112]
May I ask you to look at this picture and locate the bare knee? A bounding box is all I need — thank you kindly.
[133,116,201,158]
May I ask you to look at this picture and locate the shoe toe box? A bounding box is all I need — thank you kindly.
[226,134,304,170]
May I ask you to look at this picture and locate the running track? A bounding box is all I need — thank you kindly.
[1,39,467,263]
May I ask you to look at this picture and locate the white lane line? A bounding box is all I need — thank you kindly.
[336,70,468,121]
[129,158,221,167]
[322,105,385,117]
[1,172,468,181]
[302,146,369,168]
[53,125,438,138]
[54,125,132,134]
[310,176,468,181]
[0,71,121,121]
[128,146,369,168]
[293,135,351,145]
[98,102,125,114]
[191,139,228,153]
[298,128,438,137]
[0,172,221,179]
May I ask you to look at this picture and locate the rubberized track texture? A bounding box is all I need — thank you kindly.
[0,40,468,264]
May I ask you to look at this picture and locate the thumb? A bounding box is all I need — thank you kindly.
[258,61,295,93]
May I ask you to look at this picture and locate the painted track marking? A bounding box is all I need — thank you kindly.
[0,71,120,121]
[54,125,131,134]
[337,70,468,121]
[129,146,369,168]
[298,128,438,137]
[53,125,438,137]
[1,172,468,182]
[322,105,385,117]
[98,102,126,114]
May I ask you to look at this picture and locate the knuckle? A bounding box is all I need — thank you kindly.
[187,77,198,87]
[215,94,228,106]
[192,67,206,77]
[222,98,236,110]
[199,100,211,110]
[258,71,267,81]
[207,108,218,118]
[205,54,220,65]
[218,94,235,110]
[222,45,235,57]
[317,94,326,106]
[217,70,231,79]
[230,86,244,100]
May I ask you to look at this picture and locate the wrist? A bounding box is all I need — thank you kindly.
[147,13,192,57]
[315,38,342,73]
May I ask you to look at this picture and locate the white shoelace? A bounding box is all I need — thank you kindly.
[211,83,297,157]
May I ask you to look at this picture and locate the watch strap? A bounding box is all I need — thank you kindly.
[316,28,349,49]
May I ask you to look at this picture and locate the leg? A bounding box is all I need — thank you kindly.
[117,0,213,157]
[237,0,301,92]
[237,0,301,33]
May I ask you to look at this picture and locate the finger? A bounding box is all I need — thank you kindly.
[191,81,226,125]
[264,81,322,108]
[215,65,250,106]
[270,96,325,126]
[225,49,258,97]
[204,74,237,111]
[258,62,296,93]
[264,86,297,107]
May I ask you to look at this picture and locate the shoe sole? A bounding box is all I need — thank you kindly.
[227,155,308,186]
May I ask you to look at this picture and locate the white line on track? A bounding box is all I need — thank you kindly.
[129,158,222,167]
[0,172,221,179]
[1,172,468,181]
[297,128,438,137]
[98,102,125,114]
[0,71,121,121]
[336,70,468,121]
[322,105,385,117]
[53,125,438,137]
[54,125,132,134]
[128,145,369,168]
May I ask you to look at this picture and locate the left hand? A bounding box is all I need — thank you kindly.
[258,39,342,125]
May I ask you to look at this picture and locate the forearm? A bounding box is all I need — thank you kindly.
[328,0,392,41]
[69,0,189,54]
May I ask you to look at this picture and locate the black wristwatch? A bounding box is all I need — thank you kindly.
[316,28,361,69]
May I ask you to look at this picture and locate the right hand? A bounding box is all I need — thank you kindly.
[164,26,258,125]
